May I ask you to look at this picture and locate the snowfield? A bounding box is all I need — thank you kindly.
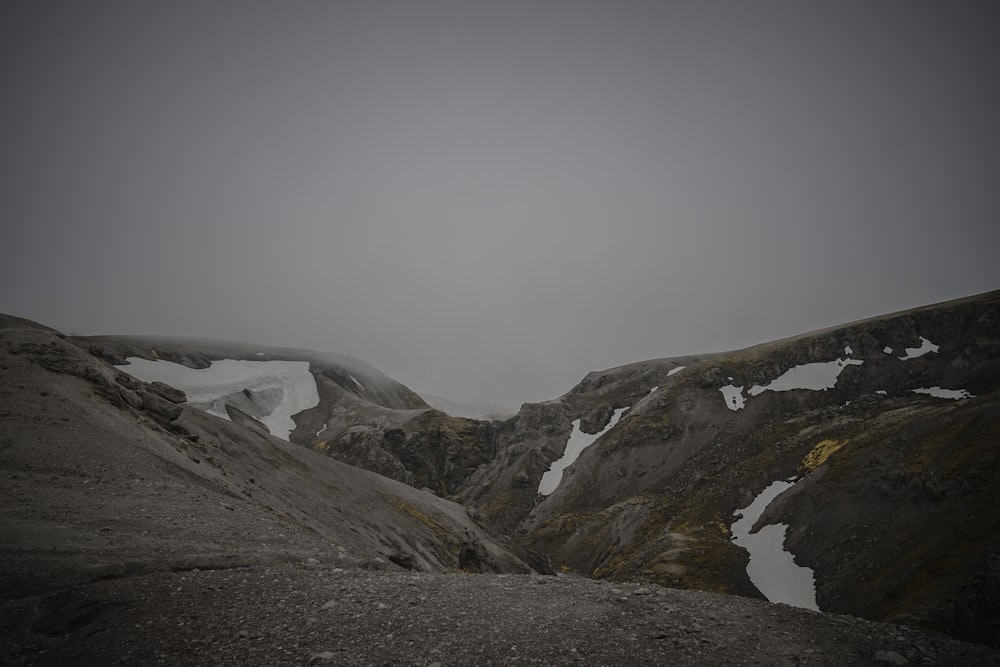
[898,336,938,360]
[538,407,629,495]
[748,358,863,395]
[723,356,864,411]
[116,357,320,441]
[912,386,974,400]
[731,480,819,611]
[720,384,746,411]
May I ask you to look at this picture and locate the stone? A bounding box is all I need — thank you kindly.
[874,650,908,665]
[309,651,336,663]
[140,391,183,424]
[149,381,187,403]
[389,551,416,570]
[118,387,143,409]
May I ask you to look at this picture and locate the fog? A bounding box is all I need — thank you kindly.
[2,1,998,406]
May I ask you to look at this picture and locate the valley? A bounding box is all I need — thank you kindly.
[2,291,999,664]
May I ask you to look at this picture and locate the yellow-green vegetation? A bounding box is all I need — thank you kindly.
[909,429,951,474]
[381,492,450,543]
[313,440,330,452]
[651,522,745,595]
[800,438,848,472]
[712,513,731,537]
[592,513,742,595]
[588,500,668,579]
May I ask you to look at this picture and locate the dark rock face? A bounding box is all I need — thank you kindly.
[325,425,414,485]
[149,381,186,404]
[1,319,531,588]
[140,391,183,426]
[385,411,500,496]
[27,290,1000,650]
[459,290,1000,647]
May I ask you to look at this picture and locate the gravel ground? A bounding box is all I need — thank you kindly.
[3,565,998,666]
[3,320,999,666]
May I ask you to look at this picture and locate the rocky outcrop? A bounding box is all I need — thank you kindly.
[323,425,414,485]
[2,317,531,582]
[462,290,1000,647]
[455,358,704,535]
[27,290,1000,649]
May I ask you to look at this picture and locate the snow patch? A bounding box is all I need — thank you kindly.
[720,385,746,411]
[316,424,328,437]
[116,357,319,441]
[749,358,863,394]
[538,407,628,495]
[875,390,887,396]
[667,366,686,377]
[731,480,819,611]
[883,346,893,354]
[912,387,974,400]
[648,386,659,395]
[348,375,366,392]
[844,346,853,356]
[898,337,938,360]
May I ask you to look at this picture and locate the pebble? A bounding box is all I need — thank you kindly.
[309,651,336,663]
[874,649,908,665]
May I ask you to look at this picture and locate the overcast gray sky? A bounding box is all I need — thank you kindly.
[2,1,998,407]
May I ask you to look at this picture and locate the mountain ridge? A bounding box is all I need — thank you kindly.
[2,289,998,660]
[488,289,1000,646]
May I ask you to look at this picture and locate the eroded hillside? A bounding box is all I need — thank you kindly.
[3,305,1000,664]
[1,320,529,592]
[461,290,1000,647]
[10,290,998,653]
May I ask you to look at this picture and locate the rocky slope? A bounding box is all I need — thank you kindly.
[457,290,1000,647]
[4,311,1000,664]
[7,568,999,666]
[0,318,528,597]
[81,334,500,493]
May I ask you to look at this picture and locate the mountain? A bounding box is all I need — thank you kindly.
[4,312,998,664]
[81,334,502,494]
[456,290,1000,647]
[0,316,533,661]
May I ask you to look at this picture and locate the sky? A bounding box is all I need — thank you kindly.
[2,1,998,407]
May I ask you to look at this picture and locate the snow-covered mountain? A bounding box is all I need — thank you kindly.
[457,289,1000,647]
[15,289,999,650]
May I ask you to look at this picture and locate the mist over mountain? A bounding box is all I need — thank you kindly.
[3,291,999,664]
